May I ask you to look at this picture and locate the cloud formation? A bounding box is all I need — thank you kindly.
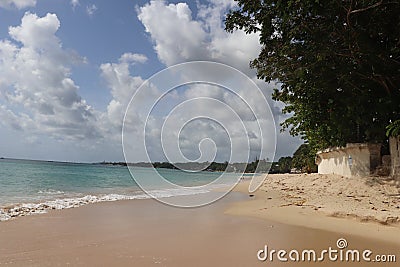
[135,0,301,160]
[100,53,149,135]
[86,4,97,17]
[0,1,301,162]
[71,0,79,9]
[137,0,260,75]
[0,0,36,9]
[138,1,208,66]
[0,13,99,140]
[67,0,299,161]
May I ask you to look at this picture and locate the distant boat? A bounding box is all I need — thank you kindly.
[0,157,4,159]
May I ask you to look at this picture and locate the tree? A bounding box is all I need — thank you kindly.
[277,156,292,173]
[245,158,259,173]
[386,120,400,137]
[226,1,400,151]
[292,144,317,173]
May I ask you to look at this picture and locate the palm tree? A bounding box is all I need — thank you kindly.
[386,120,400,137]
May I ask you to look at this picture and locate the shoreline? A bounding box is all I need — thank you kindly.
[0,184,229,222]
[0,174,399,266]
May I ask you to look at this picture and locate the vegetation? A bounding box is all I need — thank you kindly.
[153,162,177,169]
[226,0,400,152]
[101,143,318,174]
[100,159,272,173]
[386,120,400,137]
[276,156,293,173]
[291,144,317,174]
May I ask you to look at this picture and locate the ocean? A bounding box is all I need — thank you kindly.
[0,158,242,221]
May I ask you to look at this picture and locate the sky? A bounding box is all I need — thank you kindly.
[0,0,302,163]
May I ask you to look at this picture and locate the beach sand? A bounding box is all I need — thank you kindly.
[0,174,399,266]
[227,174,400,241]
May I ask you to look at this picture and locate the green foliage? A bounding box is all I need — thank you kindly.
[386,120,400,137]
[245,158,271,173]
[277,156,293,173]
[245,159,258,173]
[226,0,400,150]
[292,144,317,173]
[208,161,229,172]
[133,160,272,173]
[152,162,177,169]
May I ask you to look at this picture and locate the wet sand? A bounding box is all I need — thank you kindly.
[0,189,399,266]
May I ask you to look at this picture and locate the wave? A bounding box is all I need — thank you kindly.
[37,189,65,195]
[0,186,224,222]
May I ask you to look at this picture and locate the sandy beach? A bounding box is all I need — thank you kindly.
[227,174,400,242]
[1,1,398,266]
[0,174,399,266]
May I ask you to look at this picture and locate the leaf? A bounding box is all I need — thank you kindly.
[225,0,400,150]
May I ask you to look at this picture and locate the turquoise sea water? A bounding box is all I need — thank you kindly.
[0,158,239,220]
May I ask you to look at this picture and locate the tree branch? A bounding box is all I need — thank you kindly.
[349,1,383,15]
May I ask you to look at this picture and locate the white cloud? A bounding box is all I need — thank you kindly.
[0,0,36,9]
[137,0,260,74]
[136,0,302,160]
[137,1,208,66]
[71,0,79,9]
[119,53,148,64]
[0,13,100,140]
[100,53,153,136]
[116,61,280,163]
[86,4,97,17]
[9,12,60,49]
[0,2,301,162]
[0,12,153,160]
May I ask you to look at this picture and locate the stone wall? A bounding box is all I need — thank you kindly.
[389,137,400,181]
[316,143,381,177]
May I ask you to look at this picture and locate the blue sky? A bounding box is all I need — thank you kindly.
[0,0,301,162]
[0,0,165,110]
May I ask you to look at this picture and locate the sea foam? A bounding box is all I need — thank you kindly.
[0,186,216,221]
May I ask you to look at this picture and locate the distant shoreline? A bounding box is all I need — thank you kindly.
[99,159,273,173]
[0,157,276,173]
